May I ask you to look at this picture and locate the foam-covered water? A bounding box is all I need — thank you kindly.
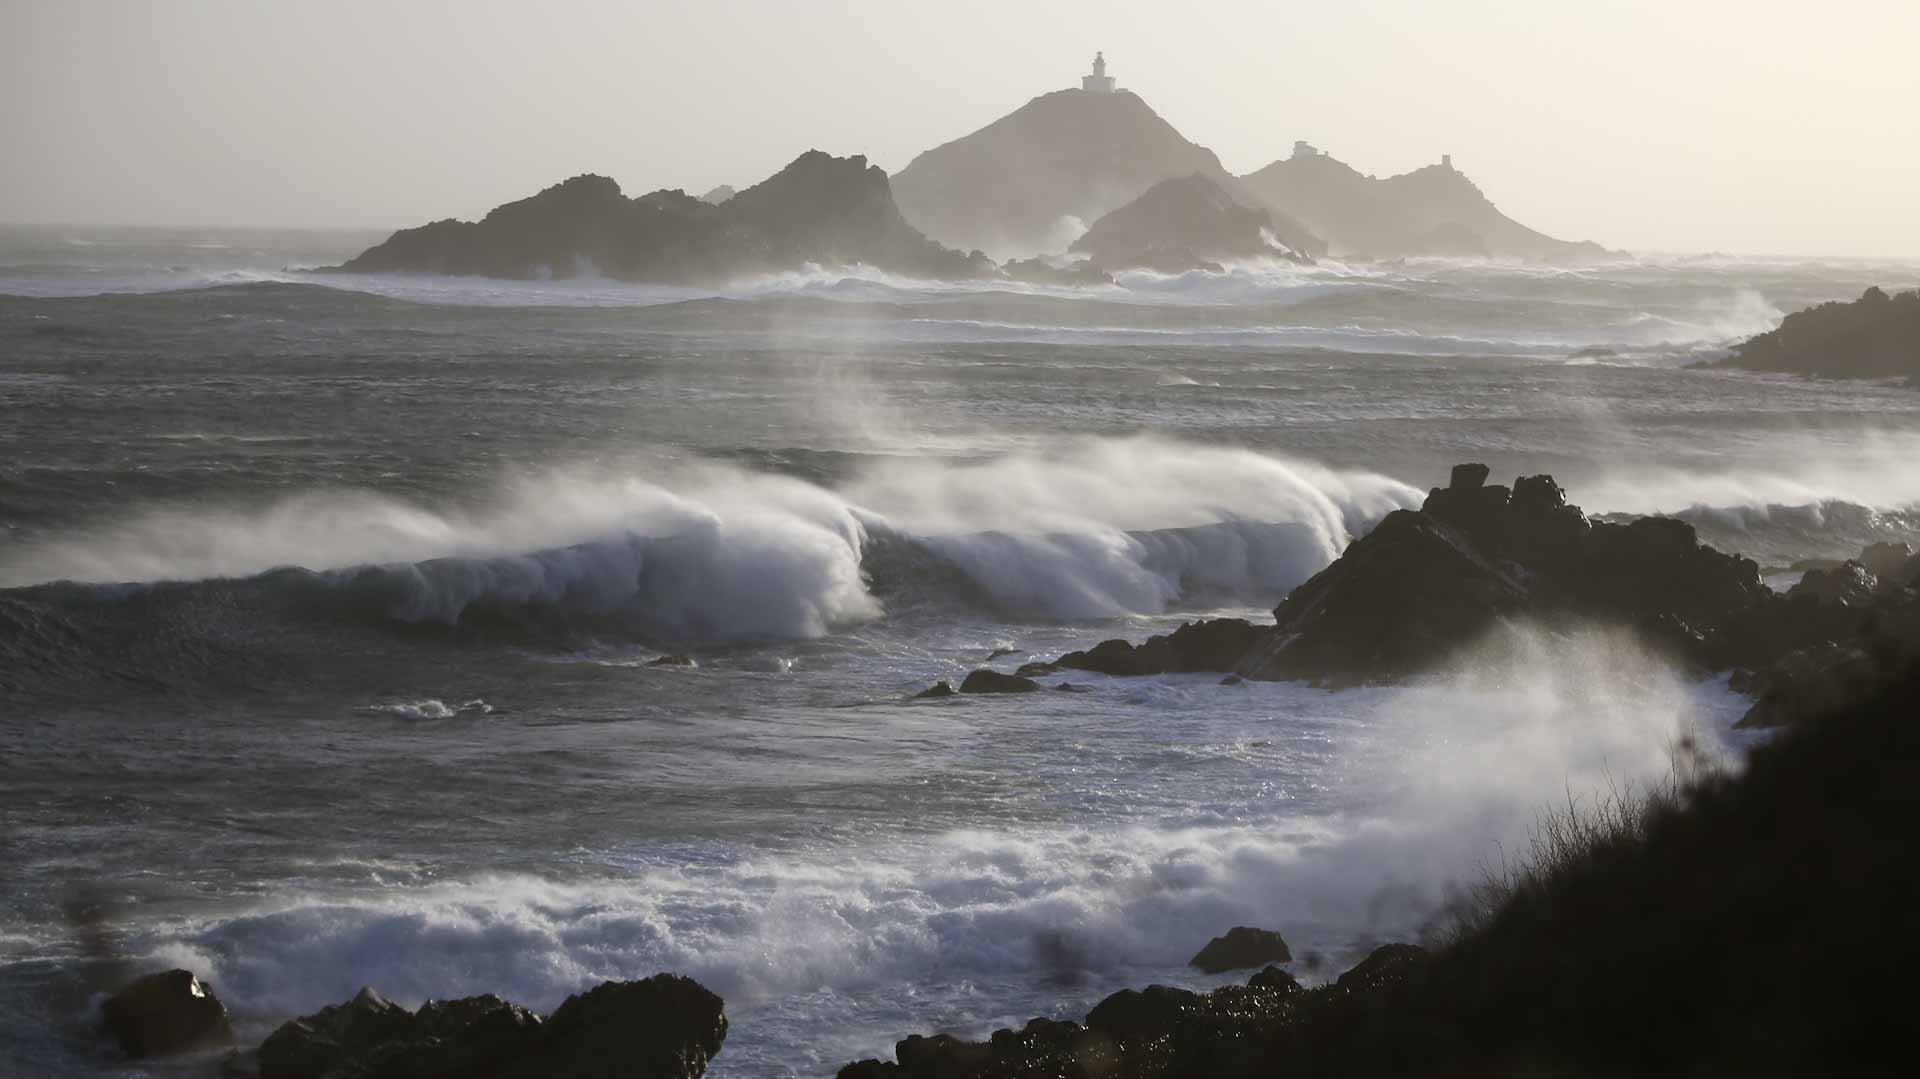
[2,228,1917,1075]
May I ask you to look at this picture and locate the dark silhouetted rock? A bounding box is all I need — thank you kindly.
[1238,467,1808,685]
[1247,965,1300,993]
[1070,174,1308,273]
[337,152,993,284]
[1056,619,1262,678]
[256,976,724,1079]
[1736,643,1885,730]
[532,975,727,1079]
[1860,542,1915,584]
[1236,508,1530,685]
[101,969,235,1058]
[1085,985,1203,1045]
[1053,682,1092,693]
[1190,927,1293,973]
[1333,943,1430,994]
[1013,661,1060,678]
[1239,142,1606,259]
[1449,462,1490,490]
[958,669,1041,694]
[1712,286,1920,382]
[258,987,416,1079]
[912,681,957,699]
[1789,562,1879,607]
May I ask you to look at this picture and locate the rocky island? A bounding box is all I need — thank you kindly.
[334,151,992,284]
[1238,142,1607,259]
[889,56,1323,259]
[1068,173,1310,273]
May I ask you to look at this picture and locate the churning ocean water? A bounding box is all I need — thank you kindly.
[2,225,1918,1076]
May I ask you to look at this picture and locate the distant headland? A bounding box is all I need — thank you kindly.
[331,53,1609,283]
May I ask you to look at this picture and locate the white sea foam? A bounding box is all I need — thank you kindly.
[133,624,1744,1067]
[365,698,494,720]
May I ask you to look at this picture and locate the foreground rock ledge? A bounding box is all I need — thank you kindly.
[101,968,236,1058]
[837,943,1421,1078]
[240,973,726,1079]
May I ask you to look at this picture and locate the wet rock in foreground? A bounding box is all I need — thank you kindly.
[101,968,236,1058]
[254,974,724,1079]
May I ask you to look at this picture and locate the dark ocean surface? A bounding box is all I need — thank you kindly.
[3,226,1917,1075]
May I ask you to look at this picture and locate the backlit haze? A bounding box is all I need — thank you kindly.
[4,0,1918,256]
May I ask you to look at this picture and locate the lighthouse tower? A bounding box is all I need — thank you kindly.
[1081,52,1116,93]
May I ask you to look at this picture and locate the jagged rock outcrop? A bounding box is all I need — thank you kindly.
[1235,464,1842,686]
[1710,286,1920,382]
[252,975,725,1079]
[336,152,992,283]
[1029,466,1917,724]
[1238,143,1606,259]
[891,88,1322,258]
[100,969,235,1058]
[1070,174,1309,273]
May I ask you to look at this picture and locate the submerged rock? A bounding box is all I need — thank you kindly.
[1190,927,1292,973]
[912,681,957,699]
[649,654,697,667]
[101,969,235,1058]
[958,669,1041,694]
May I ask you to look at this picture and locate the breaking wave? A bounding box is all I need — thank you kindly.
[0,440,1420,653]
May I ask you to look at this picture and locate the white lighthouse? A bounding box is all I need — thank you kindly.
[1081,52,1116,93]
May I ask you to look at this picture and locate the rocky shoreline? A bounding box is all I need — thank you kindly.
[925,463,1920,729]
[81,465,1919,1077]
[100,972,728,1079]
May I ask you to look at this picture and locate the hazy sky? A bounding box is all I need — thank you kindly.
[5,0,1918,256]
